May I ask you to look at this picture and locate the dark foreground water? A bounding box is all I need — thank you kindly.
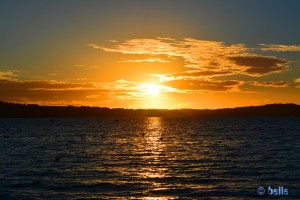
[0,117,299,199]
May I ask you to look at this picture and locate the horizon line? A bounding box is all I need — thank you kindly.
[1,100,299,111]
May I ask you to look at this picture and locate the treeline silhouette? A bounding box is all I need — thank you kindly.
[0,101,300,118]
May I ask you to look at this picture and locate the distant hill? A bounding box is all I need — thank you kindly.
[0,101,300,118]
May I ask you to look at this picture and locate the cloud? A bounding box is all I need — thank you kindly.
[48,73,60,76]
[161,79,243,92]
[90,38,290,79]
[260,44,300,52]
[87,43,101,49]
[151,70,234,83]
[249,81,290,88]
[96,79,134,89]
[117,58,169,63]
[106,39,118,43]
[74,64,101,69]
[168,70,233,78]
[294,78,300,88]
[0,79,97,104]
[0,70,19,80]
[0,79,138,105]
[228,56,288,76]
[0,79,96,91]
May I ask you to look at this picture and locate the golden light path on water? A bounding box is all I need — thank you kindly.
[134,117,171,199]
[132,117,212,199]
[81,117,221,199]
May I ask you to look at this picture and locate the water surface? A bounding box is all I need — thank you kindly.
[1,117,299,199]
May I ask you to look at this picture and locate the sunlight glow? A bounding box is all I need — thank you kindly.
[140,83,161,96]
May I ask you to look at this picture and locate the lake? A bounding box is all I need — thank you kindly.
[1,117,299,199]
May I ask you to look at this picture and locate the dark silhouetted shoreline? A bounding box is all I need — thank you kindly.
[0,101,300,118]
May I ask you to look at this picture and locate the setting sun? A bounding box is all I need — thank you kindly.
[140,83,161,96]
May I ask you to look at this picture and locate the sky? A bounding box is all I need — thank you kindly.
[1,0,300,109]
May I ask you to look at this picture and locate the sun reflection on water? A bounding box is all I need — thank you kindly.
[141,197,173,200]
[140,117,166,175]
[131,117,176,198]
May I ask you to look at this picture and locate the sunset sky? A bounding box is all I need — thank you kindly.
[1,0,300,109]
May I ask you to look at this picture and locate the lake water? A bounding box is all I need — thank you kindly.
[0,117,299,199]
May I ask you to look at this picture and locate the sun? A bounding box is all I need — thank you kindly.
[140,83,161,96]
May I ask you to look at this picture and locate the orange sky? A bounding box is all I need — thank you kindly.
[1,1,300,109]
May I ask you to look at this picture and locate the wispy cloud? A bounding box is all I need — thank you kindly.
[117,58,169,63]
[0,79,96,91]
[87,43,101,49]
[0,70,19,80]
[174,70,233,77]
[74,64,101,69]
[260,44,300,52]
[90,38,290,78]
[161,79,244,92]
[294,78,300,88]
[0,79,125,105]
[249,81,290,88]
[294,78,300,83]
[0,79,99,105]
[106,39,118,43]
[48,73,61,76]
[152,70,233,81]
